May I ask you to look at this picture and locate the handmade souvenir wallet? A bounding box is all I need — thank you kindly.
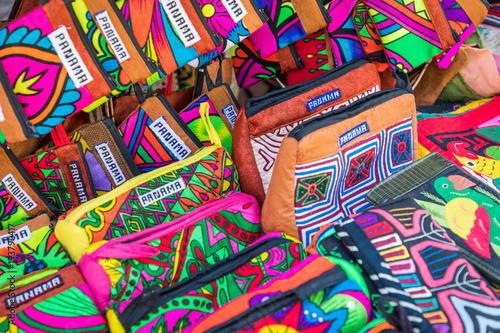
[104,233,306,332]
[261,68,416,245]
[78,192,262,312]
[55,103,239,262]
[366,152,500,289]
[114,0,225,74]
[178,84,238,154]
[249,0,331,58]
[189,0,266,67]
[0,213,72,287]
[0,6,97,137]
[233,58,381,207]
[183,255,371,333]
[0,146,56,227]
[119,94,204,174]
[20,142,96,217]
[82,0,158,83]
[334,196,500,332]
[0,265,108,332]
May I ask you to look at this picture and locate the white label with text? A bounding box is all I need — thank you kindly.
[160,0,201,47]
[48,26,93,88]
[95,142,126,186]
[2,174,37,211]
[139,178,185,207]
[95,10,131,62]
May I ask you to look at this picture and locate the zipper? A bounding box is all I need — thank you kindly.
[102,118,141,176]
[62,145,218,225]
[3,146,57,213]
[288,43,303,69]
[75,141,97,198]
[193,66,205,99]
[244,58,368,118]
[436,0,461,43]
[258,9,269,23]
[189,0,223,48]
[97,193,253,248]
[289,88,407,141]
[0,65,36,138]
[157,94,204,148]
[316,0,332,24]
[106,0,158,74]
[205,265,348,332]
[63,0,117,92]
[120,236,294,330]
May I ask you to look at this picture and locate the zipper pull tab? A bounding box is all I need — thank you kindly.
[322,7,332,23]
[26,121,37,136]
[259,9,269,22]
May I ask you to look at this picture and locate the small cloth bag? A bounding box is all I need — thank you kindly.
[105,233,306,333]
[55,103,239,262]
[366,152,500,288]
[77,192,262,312]
[183,255,371,333]
[233,58,381,206]
[20,142,96,217]
[262,68,416,245]
[0,146,56,227]
[0,265,108,332]
[334,196,500,332]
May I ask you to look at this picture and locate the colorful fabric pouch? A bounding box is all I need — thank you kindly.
[0,6,96,137]
[114,0,223,75]
[0,146,56,227]
[183,255,371,333]
[366,152,500,288]
[65,0,134,97]
[334,196,500,332]
[65,119,140,196]
[55,103,239,263]
[231,38,302,88]
[234,59,381,207]
[80,0,158,84]
[249,0,331,58]
[417,96,500,192]
[286,0,366,86]
[178,84,237,154]
[0,265,108,333]
[261,68,416,246]
[119,94,204,174]
[188,0,267,67]
[78,192,262,313]
[107,233,307,333]
[355,0,488,73]
[20,142,97,217]
[0,213,72,288]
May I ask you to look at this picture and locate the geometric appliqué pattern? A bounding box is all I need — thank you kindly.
[295,172,332,207]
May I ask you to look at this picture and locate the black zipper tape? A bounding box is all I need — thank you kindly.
[0,65,36,139]
[157,94,204,148]
[3,146,57,213]
[120,236,294,330]
[102,118,141,176]
[289,88,407,141]
[105,0,158,74]
[189,0,223,47]
[63,0,117,91]
[75,141,97,198]
[206,265,348,332]
[244,58,369,118]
